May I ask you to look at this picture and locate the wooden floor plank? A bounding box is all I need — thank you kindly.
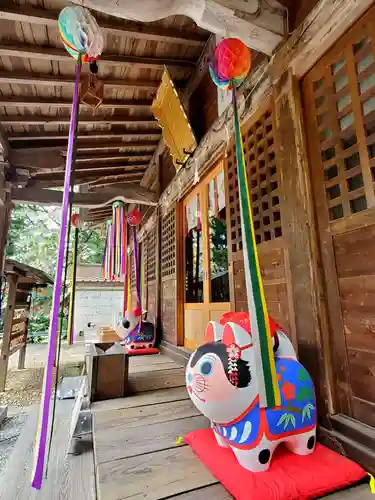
[130,361,179,374]
[325,484,372,499]
[94,415,209,464]
[92,386,189,412]
[0,401,96,500]
[97,446,217,500]
[167,484,232,499]
[0,406,38,500]
[128,367,186,393]
[94,398,200,430]
[128,354,179,368]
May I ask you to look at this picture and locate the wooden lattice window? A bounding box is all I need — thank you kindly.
[146,227,156,282]
[227,102,282,254]
[161,208,176,279]
[303,18,375,221]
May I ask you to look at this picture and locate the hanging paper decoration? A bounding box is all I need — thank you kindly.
[67,213,80,345]
[71,212,82,228]
[31,8,103,491]
[209,38,279,410]
[112,201,126,280]
[127,208,142,227]
[209,37,251,90]
[127,209,142,311]
[101,202,127,282]
[58,6,104,63]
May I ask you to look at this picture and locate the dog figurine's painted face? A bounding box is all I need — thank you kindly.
[186,321,257,423]
[115,309,141,340]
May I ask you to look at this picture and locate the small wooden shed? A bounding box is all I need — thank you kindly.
[0,258,52,391]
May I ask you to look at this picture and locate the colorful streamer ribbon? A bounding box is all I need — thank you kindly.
[232,87,280,408]
[31,58,82,490]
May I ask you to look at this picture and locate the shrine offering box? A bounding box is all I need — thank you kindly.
[87,342,129,401]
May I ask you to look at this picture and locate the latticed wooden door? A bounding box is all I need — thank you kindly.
[302,5,375,428]
[225,97,294,345]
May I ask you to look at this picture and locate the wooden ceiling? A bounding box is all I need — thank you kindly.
[0,0,210,220]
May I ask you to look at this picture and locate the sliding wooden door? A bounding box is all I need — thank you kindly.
[183,161,231,349]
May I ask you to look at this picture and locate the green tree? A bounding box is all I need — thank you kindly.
[4,204,105,338]
[6,204,104,276]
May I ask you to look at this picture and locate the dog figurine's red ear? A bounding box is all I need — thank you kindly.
[204,321,224,343]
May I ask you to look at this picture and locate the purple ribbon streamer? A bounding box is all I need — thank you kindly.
[31,59,81,490]
[132,226,141,310]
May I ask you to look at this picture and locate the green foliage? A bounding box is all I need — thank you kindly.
[6,204,104,276]
[302,403,315,422]
[296,386,314,402]
[5,204,104,337]
[209,216,228,276]
[277,412,296,429]
[298,368,310,381]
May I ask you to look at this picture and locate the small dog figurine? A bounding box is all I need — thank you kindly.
[115,308,156,350]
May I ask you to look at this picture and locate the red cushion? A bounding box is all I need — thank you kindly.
[185,429,367,499]
[126,347,160,356]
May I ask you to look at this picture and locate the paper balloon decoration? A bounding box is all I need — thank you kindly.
[209,38,251,89]
[58,6,104,63]
[71,213,82,228]
[127,209,142,227]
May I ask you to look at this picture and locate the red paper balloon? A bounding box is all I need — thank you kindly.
[71,213,81,228]
[209,38,251,89]
[127,209,142,226]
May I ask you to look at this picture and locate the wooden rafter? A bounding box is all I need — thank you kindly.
[0,96,152,109]
[9,142,158,153]
[0,43,196,70]
[27,170,145,188]
[9,147,151,170]
[74,153,153,163]
[67,141,159,152]
[11,184,158,206]
[7,131,161,141]
[86,173,145,187]
[0,116,157,126]
[0,4,207,47]
[0,71,182,91]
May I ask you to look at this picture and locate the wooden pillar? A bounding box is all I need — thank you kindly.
[273,70,333,427]
[0,273,18,391]
[18,294,31,370]
[154,157,161,335]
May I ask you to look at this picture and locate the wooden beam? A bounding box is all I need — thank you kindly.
[9,149,149,171]
[86,175,144,188]
[8,131,161,141]
[0,115,157,126]
[30,166,147,180]
[0,273,18,391]
[71,141,159,152]
[0,71,179,91]
[9,142,157,154]
[0,128,9,163]
[0,4,207,47]
[0,43,196,70]
[271,0,374,79]
[0,96,152,109]
[75,154,152,163]
[11,184,158,207]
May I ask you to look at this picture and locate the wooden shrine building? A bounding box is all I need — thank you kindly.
[0,259,52,390]
[0,0,374,478]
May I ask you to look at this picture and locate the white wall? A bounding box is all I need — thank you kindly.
[74,287,124,334]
